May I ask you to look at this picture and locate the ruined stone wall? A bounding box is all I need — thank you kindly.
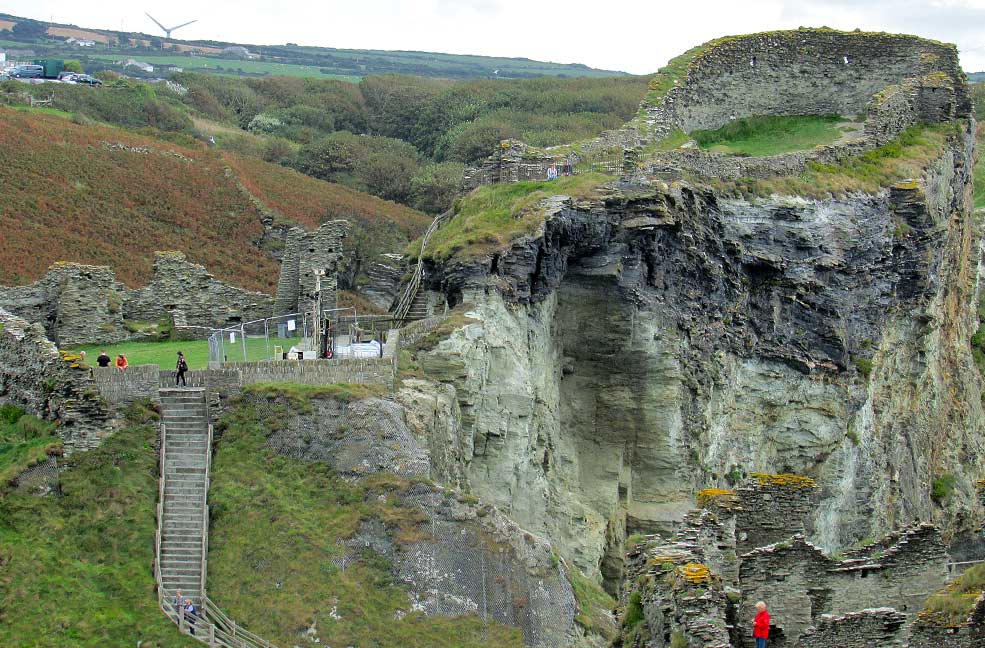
[653,30,969,134]
[126,251,273,329]
[462,140,577,191]
[734,476,820,553]
[737,525,947,646]
[91,331,399,405]
[0,309,109,454]
[274,221,347,316]
[0,263,126,346]
[797,609,907,648]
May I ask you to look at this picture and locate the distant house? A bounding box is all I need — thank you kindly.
[166,66,184,73]
[221,45,258,60]
[117,58,154,73]
[0,50,6,64]
[65,37,96,47]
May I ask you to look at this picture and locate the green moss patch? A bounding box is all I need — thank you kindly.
[709,122,958,199]
[207,399,522,647]
[240,382,387,410]
[0,411,60,486]
[0,425,198,647]
[568,568,617,640]
[921,563,985,626]
[692,114,848,156]
[420,173,607,261]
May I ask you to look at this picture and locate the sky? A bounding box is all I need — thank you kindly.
[5,0,985,74]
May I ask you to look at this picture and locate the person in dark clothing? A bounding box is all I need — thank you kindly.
[96,351,111,367]
[185,600,197,635]
[176,351,188,386]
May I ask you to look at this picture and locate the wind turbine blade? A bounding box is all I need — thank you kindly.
[171,20,198,32]
[145,12,168,33]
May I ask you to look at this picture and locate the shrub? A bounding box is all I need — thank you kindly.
[623,591,644,627]
[931,474,958,503]
[0,404,25,425]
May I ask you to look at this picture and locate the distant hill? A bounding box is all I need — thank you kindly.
[969,72,985,82]
[0,106,430,292]
[0,13,629,80]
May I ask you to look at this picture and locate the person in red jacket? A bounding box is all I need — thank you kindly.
[753,600,770,648]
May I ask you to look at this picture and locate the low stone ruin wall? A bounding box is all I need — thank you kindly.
[0,309,109,454]
[797,609,908,648]
[0,252,274,346]
[93,357,396,405]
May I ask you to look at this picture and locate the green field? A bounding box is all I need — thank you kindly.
[87,54,360,81]
[692,114,850,156]
[70,335,307,370]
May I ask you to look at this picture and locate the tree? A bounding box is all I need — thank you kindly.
[410,162,465,214]
[63,60,84,74]
[11,19,47,40]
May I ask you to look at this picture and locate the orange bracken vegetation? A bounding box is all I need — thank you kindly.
[0,107,279,291]
[224,153,431,237]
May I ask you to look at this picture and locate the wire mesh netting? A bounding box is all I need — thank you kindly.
[241,393,580,647]
[14,455,59,494]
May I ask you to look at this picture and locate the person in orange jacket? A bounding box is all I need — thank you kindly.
[753,600,770,648]
[115,354,128,372]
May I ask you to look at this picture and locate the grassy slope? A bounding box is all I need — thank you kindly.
[0,424,198,648]
[0,108,427,295]
[207,396,523,647]
[920,563,985,626]
[226,153,431,265]
[422,173,608,261]
[0,106,275,290]
[692,114,849,156]
[711,122,959,199]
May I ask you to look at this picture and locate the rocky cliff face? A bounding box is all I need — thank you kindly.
[400,121,984,590]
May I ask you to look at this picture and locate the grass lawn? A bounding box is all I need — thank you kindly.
[0,424,199,647]
[70,334,307,370]
[692,114,849,156]
[712,122,958,199]
[420,173,608,261]
[87,54,360,81]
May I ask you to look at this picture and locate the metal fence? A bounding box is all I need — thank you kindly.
[207,308,401,364]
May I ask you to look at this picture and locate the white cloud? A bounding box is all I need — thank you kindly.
[9,0,985,73]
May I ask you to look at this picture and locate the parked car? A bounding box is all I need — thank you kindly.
[71,74,102,86]
[10,65,44,79]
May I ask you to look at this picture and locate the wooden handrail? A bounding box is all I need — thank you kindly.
[393,209,453,322]
[154,393,280,648]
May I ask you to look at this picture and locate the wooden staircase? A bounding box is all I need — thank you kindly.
[393,208,453,323]
[155,387,279,648]
[158,388,210,603]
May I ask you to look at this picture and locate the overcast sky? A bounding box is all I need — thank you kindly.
[6,0,985,74]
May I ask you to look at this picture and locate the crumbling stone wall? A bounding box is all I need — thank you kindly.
[909,595,985,648]
[126,251,273,329]
[797,608,907,648]
[734,475,820,553]
[737,525,946,646]
[274,221,347,316]
[0,263,126,346]
[648,30,969,134]
[0,309,109,454]
[0,253,276,345]
[462,140,577,190]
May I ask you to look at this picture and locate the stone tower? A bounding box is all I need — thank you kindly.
[274,220,348,316]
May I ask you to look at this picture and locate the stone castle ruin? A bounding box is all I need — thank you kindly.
[409,27,985,647]
[274,220,348,316]
[0,252,274,346]
[464,29,971,188]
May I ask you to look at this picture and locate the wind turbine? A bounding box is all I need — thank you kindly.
[145,12,197,40]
